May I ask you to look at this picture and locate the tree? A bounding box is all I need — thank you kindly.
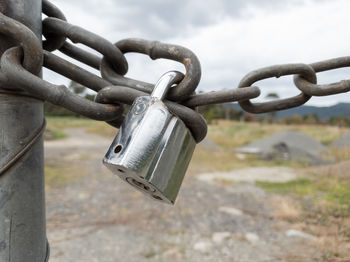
[199,104,225,124]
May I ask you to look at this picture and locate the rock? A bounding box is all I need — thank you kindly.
[212,232,231,244]
[193,240,212,253]
[285,229,315,240]
[261,142,326,166]
[218,206,243,216]
[245,233,259,244]
[237,131,326,155]
[78,192,89,200]
[236,153,246,160]
[236,131,327,165]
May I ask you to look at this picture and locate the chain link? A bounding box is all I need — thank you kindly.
[42,0,67,51]
[0,12,42,75]
[2,47,125,123]
[1,0,350,143]
[43,17,129,75]
[100,38,202,100]
[238,64,316,113]
[238,58,350,113]
[294,56,350,96]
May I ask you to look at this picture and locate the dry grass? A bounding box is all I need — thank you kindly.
[258,171,350,261]
[310,160,350,182]
[45,127,67,140]
[46,117,349,147]
[326,148,350,162]
[190,148,307,174]
[208,120,349,149]
[46,117,350,172]
[46,116,117,139]
[270,196,302,221]
[46,116,101,129]
[45,165,85,188]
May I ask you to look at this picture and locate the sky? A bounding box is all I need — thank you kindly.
[44,0,350,107]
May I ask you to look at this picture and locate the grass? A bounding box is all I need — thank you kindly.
[45,117,349,145]
[256,176,350,211]
[45,166,72,188]
[256,174,350,261]
[45,117,350,171]
[143,251,156,259]
[194,120,349,170]
[45,165,85,188]
[45,127,67,140]
[326,148,350,162]
[46,116,97,129]
[205,119,350,260]
[256,178,313,196]
[207,120,349,149]
[190,149,307,173]
[46,116,117,139]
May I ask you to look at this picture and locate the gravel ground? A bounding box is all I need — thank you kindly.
[44,128,322,262]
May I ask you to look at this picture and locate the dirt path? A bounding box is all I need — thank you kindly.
[45,128,321,262]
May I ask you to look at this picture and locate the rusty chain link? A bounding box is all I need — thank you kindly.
[238,60,350,113]
[294,57,350,96]
[238,64,315,113]
[0,0,350,143]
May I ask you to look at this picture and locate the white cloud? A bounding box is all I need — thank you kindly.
[168,0,350,106]
[45,0,350,107]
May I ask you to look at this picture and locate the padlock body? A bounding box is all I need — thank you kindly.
[103,96,196,204]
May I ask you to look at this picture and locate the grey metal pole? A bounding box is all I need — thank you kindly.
[0,1,48,262]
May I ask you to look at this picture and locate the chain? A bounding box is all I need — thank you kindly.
[238,61,350,113]
[1,0,350,144]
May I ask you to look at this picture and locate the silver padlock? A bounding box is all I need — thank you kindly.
[103,71,196,204]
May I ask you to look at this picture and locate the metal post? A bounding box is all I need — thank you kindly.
[0,1,48,262]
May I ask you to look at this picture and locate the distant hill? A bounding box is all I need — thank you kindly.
[231,102,350,120]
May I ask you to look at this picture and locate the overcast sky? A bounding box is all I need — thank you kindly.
[45,0,350,107]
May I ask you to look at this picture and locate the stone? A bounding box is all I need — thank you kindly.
[218,206,243,216]
[285,229,315,240]
[236,153,246,160]
[245,233,259,244]
[212,232,231,244]
[193,240,212,253]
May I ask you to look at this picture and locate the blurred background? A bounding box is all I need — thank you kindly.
[44,0,350,261]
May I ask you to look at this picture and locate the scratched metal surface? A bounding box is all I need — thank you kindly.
[0,0,48,261]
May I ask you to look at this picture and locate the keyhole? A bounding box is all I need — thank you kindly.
[114,145,122,154]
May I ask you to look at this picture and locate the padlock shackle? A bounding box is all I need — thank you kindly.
[151,71,184,100]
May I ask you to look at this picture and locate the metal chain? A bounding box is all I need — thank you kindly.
[1,0,350,143]
[238,64,315,113]
[238,61,350,113]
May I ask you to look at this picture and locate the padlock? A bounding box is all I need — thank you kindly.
[103,71,196,204]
